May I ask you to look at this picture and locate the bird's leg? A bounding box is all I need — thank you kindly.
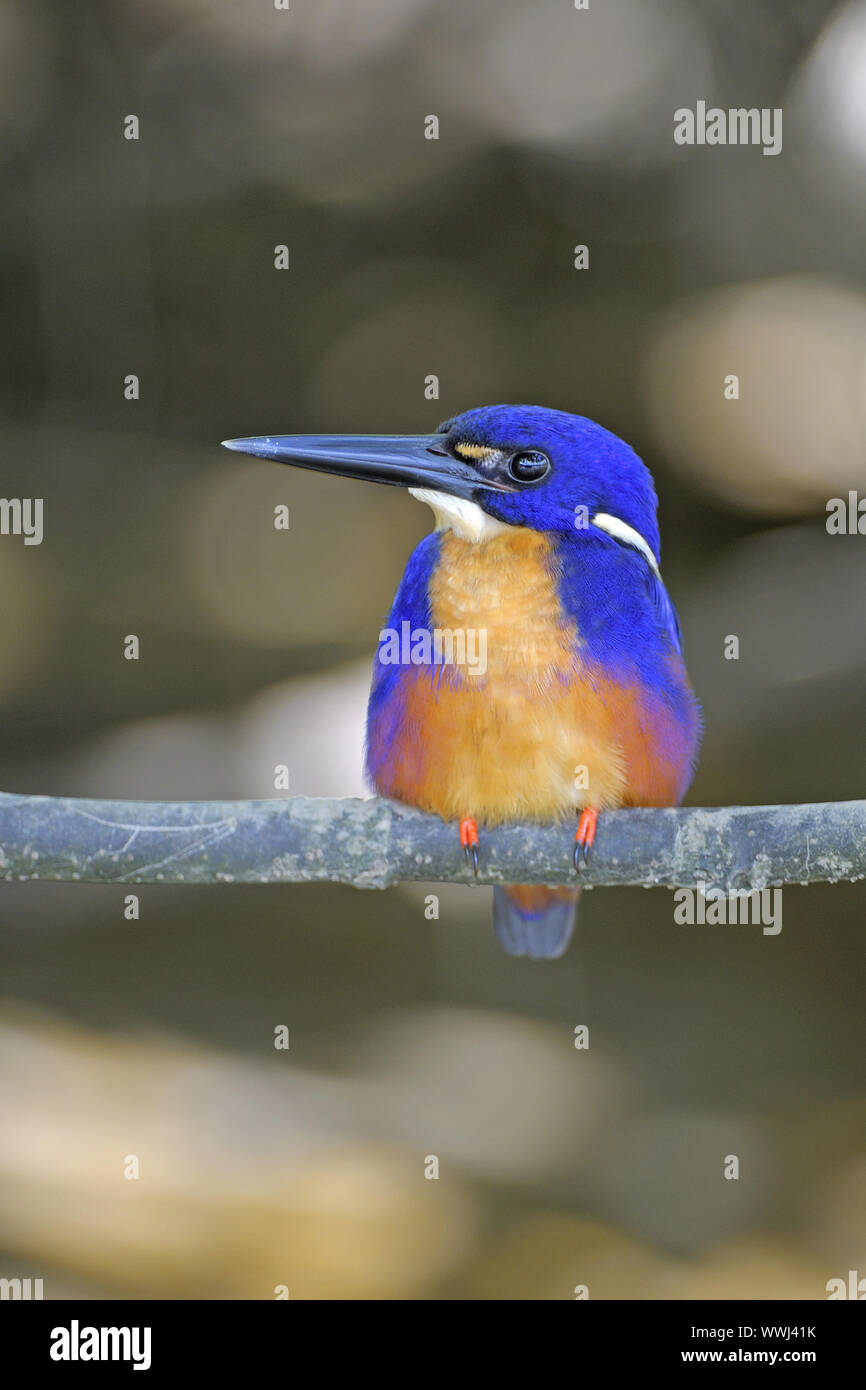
[459,816,479,876]
[573,806,599,872]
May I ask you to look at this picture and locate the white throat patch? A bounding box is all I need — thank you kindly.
[591,512,661,579]
[409,488,512,543]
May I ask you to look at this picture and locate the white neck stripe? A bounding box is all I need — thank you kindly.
[591,512,661,579]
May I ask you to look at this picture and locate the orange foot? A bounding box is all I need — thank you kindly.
[459,816,479,876]
[574,807,599,872]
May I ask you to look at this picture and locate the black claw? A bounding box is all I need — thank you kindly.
[460,821,480,876]
[574,839,591,873]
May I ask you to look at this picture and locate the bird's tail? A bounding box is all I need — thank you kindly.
[493,884,580,961]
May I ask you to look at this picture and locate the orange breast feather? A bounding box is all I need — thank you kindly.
[370,529,692,824]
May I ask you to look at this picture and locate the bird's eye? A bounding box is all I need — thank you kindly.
[508,450,550,483]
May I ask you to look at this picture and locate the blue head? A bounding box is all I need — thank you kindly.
[434,404,660,560]
[222,403,661,569]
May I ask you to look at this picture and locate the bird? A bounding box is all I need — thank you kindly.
[223,405,702,961]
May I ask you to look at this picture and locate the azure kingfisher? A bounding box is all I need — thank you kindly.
[223,405,702,961]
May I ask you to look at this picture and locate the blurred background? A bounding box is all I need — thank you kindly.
[0,0,865,1299]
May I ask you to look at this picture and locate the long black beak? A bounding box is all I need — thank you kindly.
[221,433,512,499]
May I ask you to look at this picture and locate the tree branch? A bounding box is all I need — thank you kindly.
[0,792,862,890]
